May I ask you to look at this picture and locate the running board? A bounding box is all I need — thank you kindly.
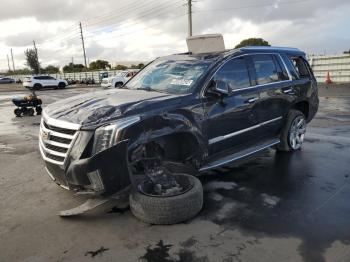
[199,138,280,172]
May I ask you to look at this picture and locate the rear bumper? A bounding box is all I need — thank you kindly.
[42,140,131,196]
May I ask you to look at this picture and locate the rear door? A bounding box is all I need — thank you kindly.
[203,56,261,155]
[46,76,58,87]
[246,54,291,139]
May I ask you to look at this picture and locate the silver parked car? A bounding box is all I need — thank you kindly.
[0,77,15,84]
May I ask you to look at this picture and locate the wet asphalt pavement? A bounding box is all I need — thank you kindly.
[0,87,350,262]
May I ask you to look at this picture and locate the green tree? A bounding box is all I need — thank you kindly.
[89,60,111,70]
[115,64,128,70]
[24,48,40,74]
[137,63,145,69]
[63,63,85,73]
[43,65,60,74]
[235,38,270,49]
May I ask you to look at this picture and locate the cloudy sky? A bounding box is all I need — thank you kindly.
[0,0,349,71]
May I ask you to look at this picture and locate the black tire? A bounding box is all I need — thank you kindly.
[115,82,123,88]
[27,108,35,116]
[36,106,42,115]
[277,109,307,152]
[33,84,42,90]
[58,82,66,89]
[14,108,22,117]
[130,174,203,225]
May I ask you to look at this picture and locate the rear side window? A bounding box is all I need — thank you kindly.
[290,56,310,79]
[251,55,279,85]
[213,57,251,90]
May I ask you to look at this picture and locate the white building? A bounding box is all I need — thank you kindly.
[308,54,350,83]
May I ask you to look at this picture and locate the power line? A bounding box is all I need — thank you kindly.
[195,0,308,13]
[84,3,185,41]
[84,0,184,35]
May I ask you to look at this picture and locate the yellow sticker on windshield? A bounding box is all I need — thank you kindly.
[170,79,193,86]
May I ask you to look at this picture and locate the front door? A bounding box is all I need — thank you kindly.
[203,56,260,155]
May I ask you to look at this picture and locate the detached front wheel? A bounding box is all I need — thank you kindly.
[277,109,307,152]
[130,173,203,225]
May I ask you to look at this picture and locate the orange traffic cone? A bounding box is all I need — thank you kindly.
[325,72,332,84]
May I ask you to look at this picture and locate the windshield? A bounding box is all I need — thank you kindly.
[124,58,212,94]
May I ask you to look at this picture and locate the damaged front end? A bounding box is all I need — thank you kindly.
[39,113,136,196]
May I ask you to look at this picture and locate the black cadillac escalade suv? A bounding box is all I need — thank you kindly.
[39,46,318,196]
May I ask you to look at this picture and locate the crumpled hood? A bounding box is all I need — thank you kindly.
[44,89,179,127]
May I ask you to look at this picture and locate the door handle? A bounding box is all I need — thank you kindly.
[246,97,259,103]
[282,88,293,94]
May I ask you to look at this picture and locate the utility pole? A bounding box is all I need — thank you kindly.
[10,48,15,73]
[187,0,193,37]
[33,40,41,74]
[79,22,88,69]
[6,54,11,72]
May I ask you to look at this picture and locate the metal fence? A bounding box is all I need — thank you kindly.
[8,70,123,83]
[308,54,350,83]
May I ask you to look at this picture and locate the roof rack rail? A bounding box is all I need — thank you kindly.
[240,46,301,52]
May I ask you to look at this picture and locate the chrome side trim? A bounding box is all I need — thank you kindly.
[42,110,81,131]
[209,116,282,145]
[200,140,280,172]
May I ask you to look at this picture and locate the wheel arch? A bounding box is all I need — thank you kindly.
[124,115,207,168]
[291,100,309,120]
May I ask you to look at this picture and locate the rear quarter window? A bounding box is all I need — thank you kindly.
[289,56,311,79]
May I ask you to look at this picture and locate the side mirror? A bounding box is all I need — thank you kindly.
[211,80,231,96]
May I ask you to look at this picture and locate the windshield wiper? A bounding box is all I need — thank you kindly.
[137,86,163,93]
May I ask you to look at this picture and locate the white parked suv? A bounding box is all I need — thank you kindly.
[23,76,68,90]
[100,70,138,88]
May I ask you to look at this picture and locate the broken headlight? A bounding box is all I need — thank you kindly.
[92,116,140,154]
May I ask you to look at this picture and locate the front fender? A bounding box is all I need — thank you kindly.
[125,112,207,157]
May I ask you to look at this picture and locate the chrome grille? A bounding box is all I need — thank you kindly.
[39,112,80,166]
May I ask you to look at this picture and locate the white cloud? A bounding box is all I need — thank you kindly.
[0,0,349,71]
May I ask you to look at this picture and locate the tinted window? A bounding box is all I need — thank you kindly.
[251,55,279,85]
[290,57,310,78]
[273,55,289,80]
[213,57,251,90]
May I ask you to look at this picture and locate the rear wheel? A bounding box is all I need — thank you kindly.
[58,82,66,89]
[27,108,35,116]
[277,109,307,152]
[33,84,42,90]
[36,106,42,115]
[14,108,22,117]
[115,82,123,88]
